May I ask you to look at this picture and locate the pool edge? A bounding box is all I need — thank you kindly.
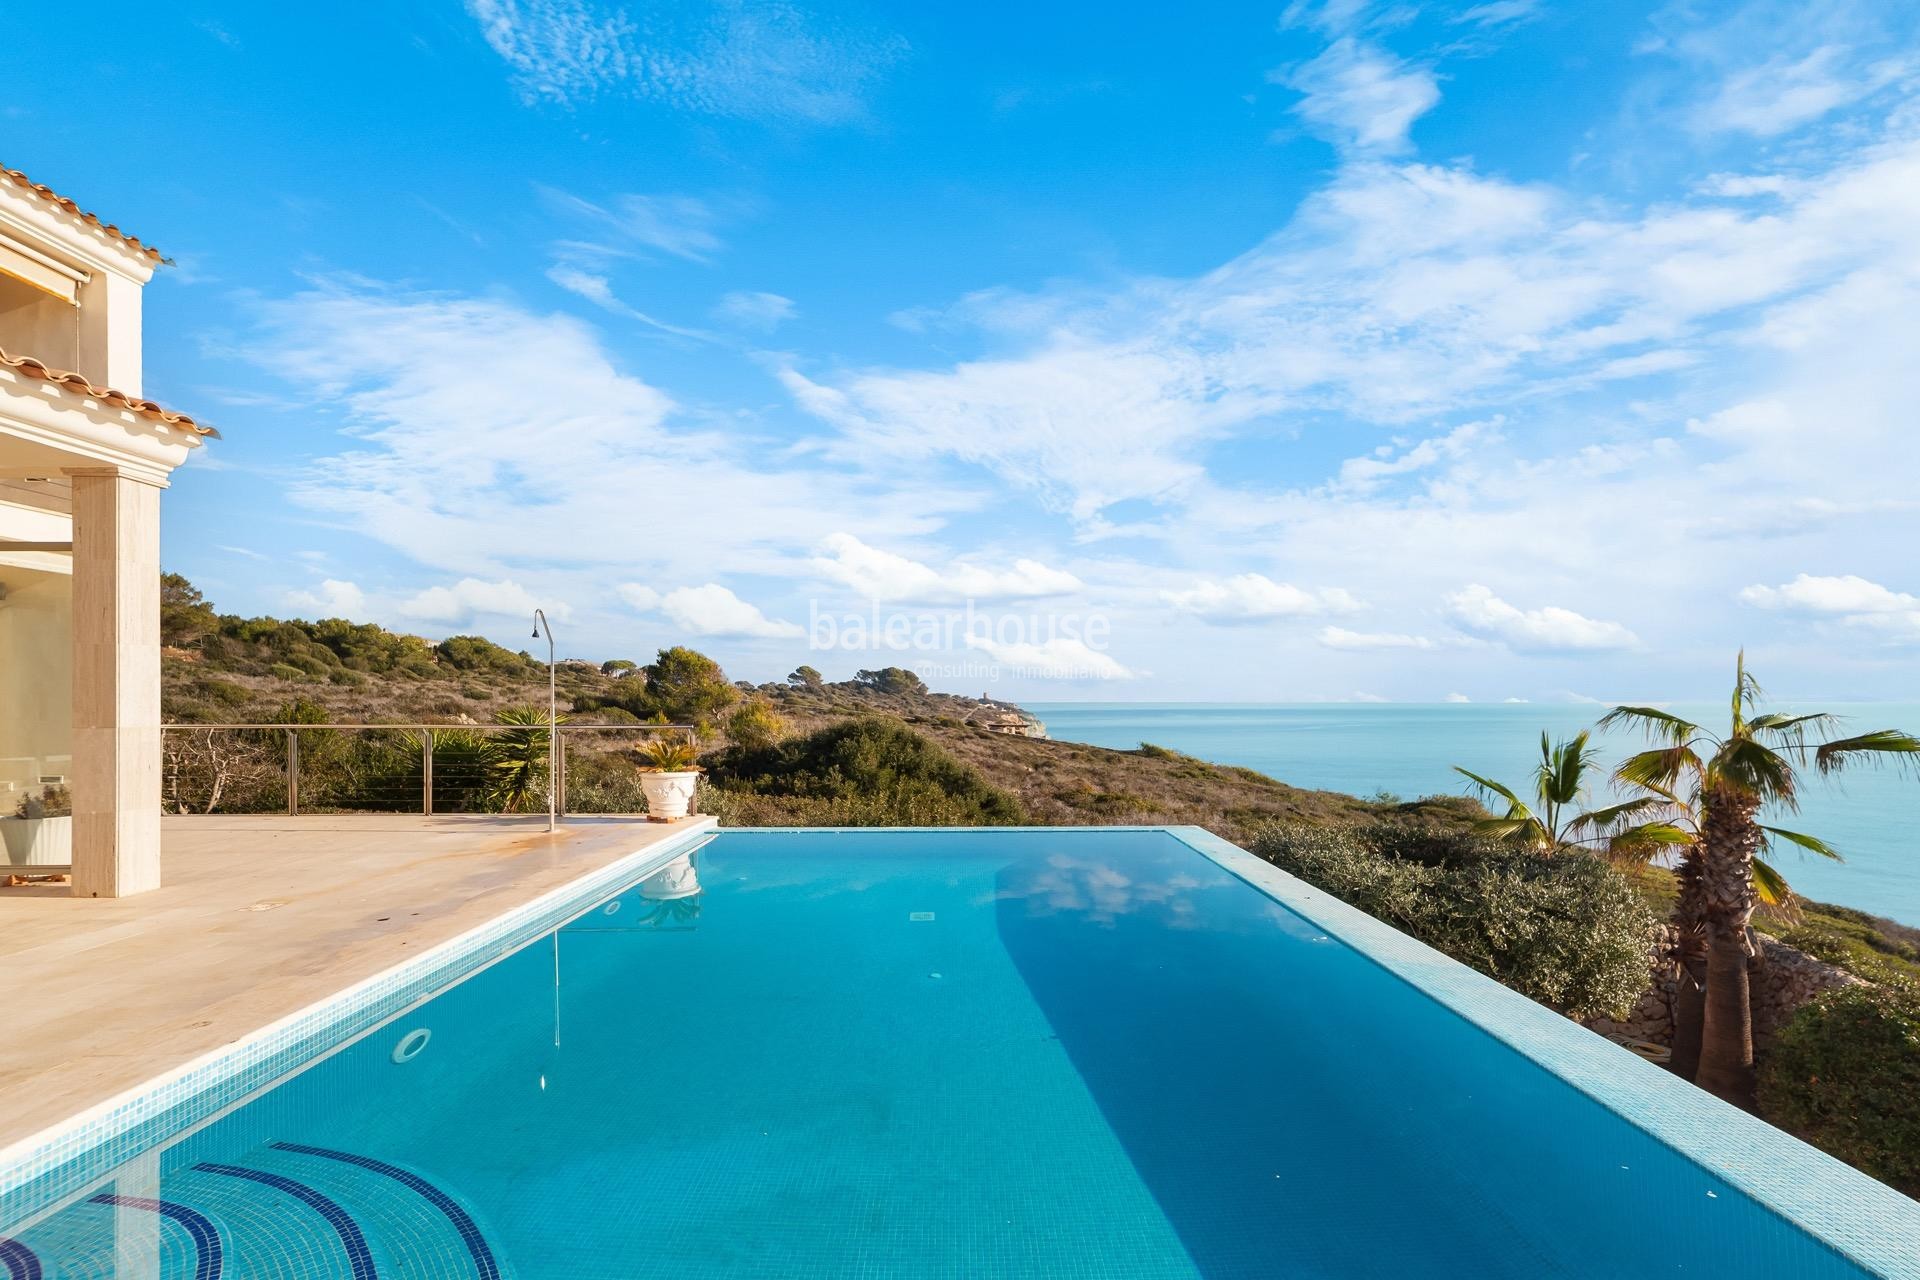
[1162,823,1920,1280]
[0,817,717,1229]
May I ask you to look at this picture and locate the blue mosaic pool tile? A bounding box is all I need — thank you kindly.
[0,821,715,1233]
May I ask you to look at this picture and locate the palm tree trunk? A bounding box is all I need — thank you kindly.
[1697,923,1755,1105]
[1695,786,1762,1108]
[1667,846,1708,1081]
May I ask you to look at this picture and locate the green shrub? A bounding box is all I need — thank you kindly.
[636,647,739,723]
[1782,909,1920,986]
[725,699,787,751]
[853,666,928,695]
[436,634,536,674]
[193,677,253,708]
[1758,982,1920,1196]
[709,718,1023,826]
[1250,823,1656,1020]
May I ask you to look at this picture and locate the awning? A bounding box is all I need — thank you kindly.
[0,231,87,305]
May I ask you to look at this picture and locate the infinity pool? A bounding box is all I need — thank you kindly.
[3,828,1913,1277]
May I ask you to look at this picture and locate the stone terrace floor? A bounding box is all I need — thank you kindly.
[0,814,712,1150]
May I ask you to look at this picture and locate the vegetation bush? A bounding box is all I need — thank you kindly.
[434,634,536,674]
[707,718,1024,826]
[853,666,928,696]
[1249,823,1656,1020]
[637,646,739,722]
[1781,907,1920,986]
[725,699,787,751]
[1758,982,1920,1196]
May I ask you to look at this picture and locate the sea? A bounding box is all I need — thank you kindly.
[1027,702,1920,929]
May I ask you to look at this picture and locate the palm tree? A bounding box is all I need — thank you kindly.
[485,706,561,814]
[1601,653,1919,1106]
[1454,731,1663,852]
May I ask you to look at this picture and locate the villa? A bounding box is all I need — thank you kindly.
[0,165,213,896]
[2,173,1917,1279]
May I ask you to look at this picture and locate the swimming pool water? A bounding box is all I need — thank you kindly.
[3,829,1912,1278]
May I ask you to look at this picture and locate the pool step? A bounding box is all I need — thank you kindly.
[1,1144,509,1280]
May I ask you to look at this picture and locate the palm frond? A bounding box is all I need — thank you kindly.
[1454,766,1528,813]
[1614,746,1701,792]
[1712,736,1799,808]
[1544,731,1600,805]
[1472,814,1553,848]
[1605,822,1696,863]
[1732,648,1762,732]
[1752,857,1798,914]
[1598,705,1702,745]
[1813,729,1920,777]
[1749,712,1843,745]
[1566,795,1666,833]
[1761,825,1845,862]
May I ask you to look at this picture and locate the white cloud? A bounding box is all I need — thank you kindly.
[963,635,1135,680]
[246,282,962,595]
[545,265,623,308]
[1443,692,1471,703]
[1442,584,1637,653]
[1740,573,1919,615]
[1318,626,1434,650]
[786,121,1920,535]
[617,583,662,611]
[544,263,714,340]
[1452,1,1537,27]
[542,187,724,262]
[714,290,796,331]
[402,577,563,626]
[1279,38,1440,154]
[1163,574,1361,623]
[1332,419,1498,493]
[1740,574,1920,641]
[465,0,632,107]
[811,532,1081,603]
[464,0,903,122]
[284,579,368,619]
[1695,45,1909,137]
[621,582,802,639]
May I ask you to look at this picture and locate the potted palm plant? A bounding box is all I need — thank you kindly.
[635,734,702,821]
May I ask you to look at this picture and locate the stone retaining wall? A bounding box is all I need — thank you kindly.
[1583,927,1865,1053]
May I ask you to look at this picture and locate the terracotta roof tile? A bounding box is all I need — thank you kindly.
[1,165,167,263]
[0,348,217,439]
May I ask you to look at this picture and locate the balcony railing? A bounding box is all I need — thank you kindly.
[159,723,692,817]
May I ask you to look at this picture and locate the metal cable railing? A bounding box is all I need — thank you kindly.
[159,723,694,817]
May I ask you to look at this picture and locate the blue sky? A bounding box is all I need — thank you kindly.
[8,0,1920,701]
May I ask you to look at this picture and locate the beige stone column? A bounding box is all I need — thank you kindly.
[68,466,163,898]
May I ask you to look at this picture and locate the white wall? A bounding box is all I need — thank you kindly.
[0,559,74,816]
